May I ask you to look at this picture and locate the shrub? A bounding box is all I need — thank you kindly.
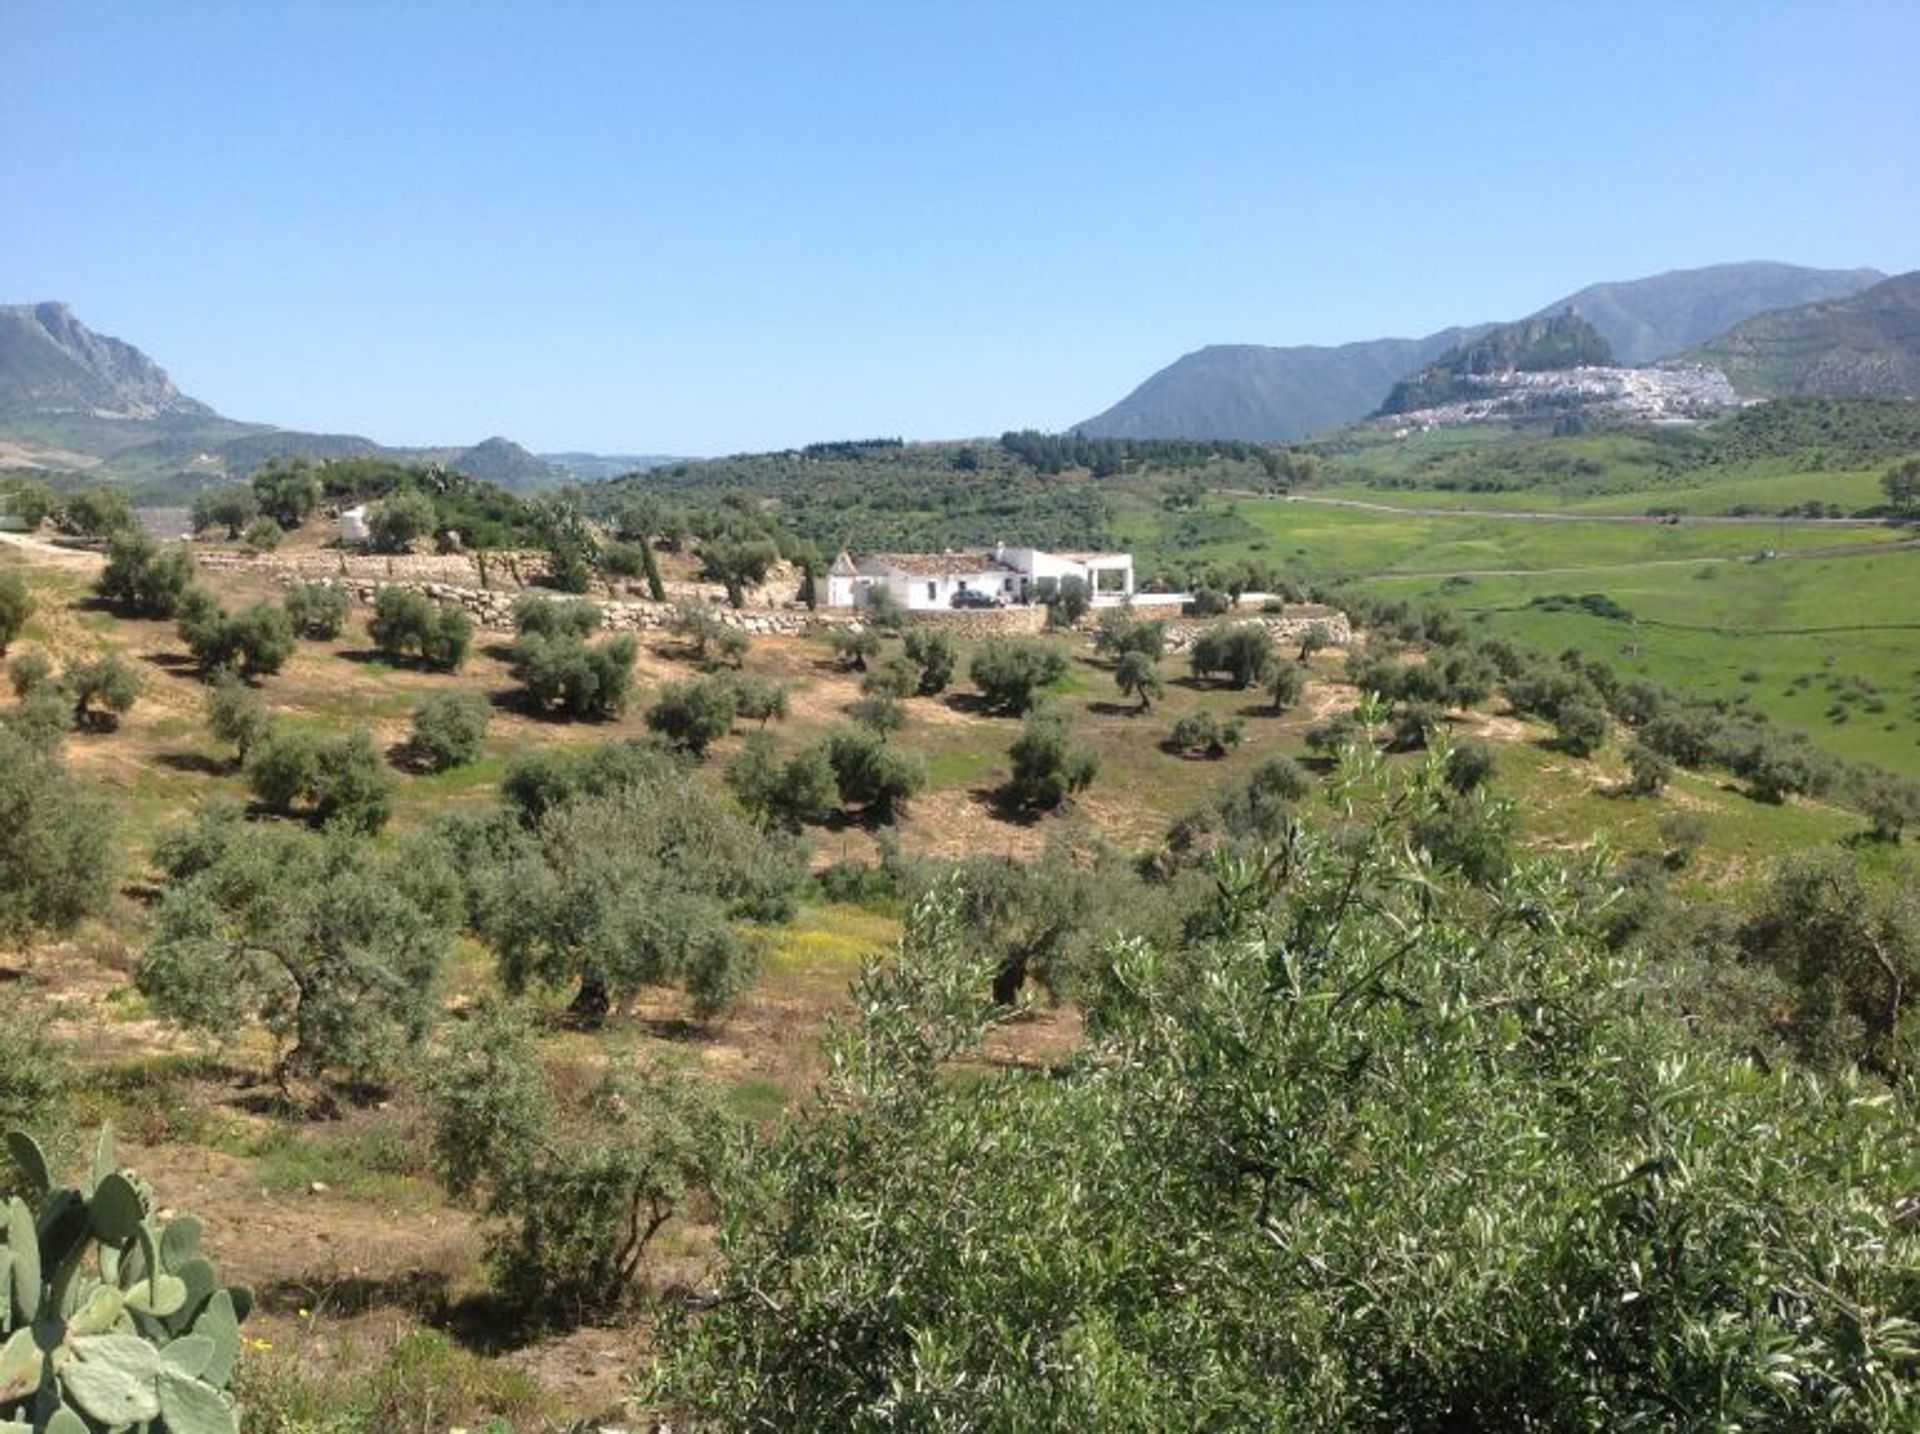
[1,480,55,530]
[901,628,958,694]
[1193,755,1315,851]
[368,588,471,670]
[240,514,282,552]
[1189,623,1276,690]
[1444,739,1497,794]
[1553,698,1609,757]
[1857,771,1920,842]
[1740,852,1920,1074]
[647,676,739,755]
[1304,710,1365,757]
[0,992,71,1177]
[0,569,34,655]
[427,1004,737,1324]
[411,690,493,771]
[1185,584,1231,617]
[283,581,349,640]
[1005,708,1098,809]
[308,729,395,832]
[243,727,317,812]
[1389,700,1445,752]
[1167,711,1242,758]
[96,531,197,617]
[861,656,918,701]
[970,639,1067,714]
[1625,740,1673,796]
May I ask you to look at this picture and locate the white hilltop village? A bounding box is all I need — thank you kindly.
[1382,363,1745,433]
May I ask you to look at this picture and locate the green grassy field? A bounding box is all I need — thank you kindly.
[1109,476,1920,777]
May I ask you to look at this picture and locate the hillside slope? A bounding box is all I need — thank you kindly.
[1680,270,1920,399]
[1077,330,1482,442]
[1536,261,1884,365]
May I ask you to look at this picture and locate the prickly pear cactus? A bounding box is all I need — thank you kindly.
[0,1125,250,1434]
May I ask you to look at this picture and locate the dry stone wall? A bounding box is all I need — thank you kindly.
[191,550,1348,647]
[1154,604,1352,653]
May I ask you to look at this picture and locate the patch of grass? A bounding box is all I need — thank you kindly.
[236,1329,545,1434]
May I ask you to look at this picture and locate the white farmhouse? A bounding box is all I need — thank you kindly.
[825,543,1133,612]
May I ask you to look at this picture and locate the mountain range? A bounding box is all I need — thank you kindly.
[1678,271,1920,400]
[1078,262,1893,441]
[0,303,674,493]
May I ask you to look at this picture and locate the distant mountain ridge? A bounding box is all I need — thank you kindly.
[0,303,659,492]
[1075,330,1486,443]
[0,302,214,421]
[1079,262,1888,441]
[1678,271,1920,400]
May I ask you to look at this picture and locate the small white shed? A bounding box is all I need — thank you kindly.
[339,505,370,544]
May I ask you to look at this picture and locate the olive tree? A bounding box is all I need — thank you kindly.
[178,589,296,679]
[508,631,637,719]
[0,728,114,946]
[1004,708,1098,810]
[1114,650,1162,710]
[0,569,32,655]
[1188,623,1276,690]
[368,489,437,552]
[468,774,802,1021]
[409,690,493,772]
[96,531,197,618]
[969,639,1067,714]
[138,817,459,1094]
[368,588,472,671]
[284,582,350,640]
[66,651,141,731]
[654,748,1920,1429]
[646,676,738,755]
[426,1003,737,1324]
[192,484,259,539]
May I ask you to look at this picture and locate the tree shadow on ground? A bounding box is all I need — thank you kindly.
[154,750,231,777]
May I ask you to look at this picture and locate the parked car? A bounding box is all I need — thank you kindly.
[951,590,1004,609]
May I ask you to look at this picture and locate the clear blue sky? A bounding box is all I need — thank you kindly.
[4,1,1916,455]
